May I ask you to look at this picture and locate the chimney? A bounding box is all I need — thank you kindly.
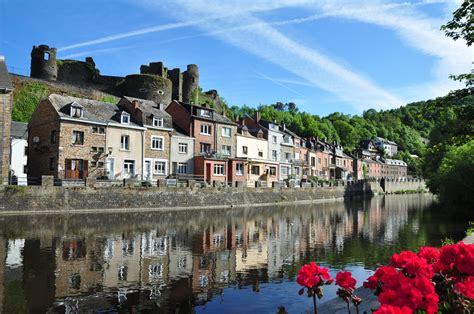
[132,100,140,111]
[255,111,261,122]
[282,123,286,131]
[222,109,226,117]
[158,103,164,111]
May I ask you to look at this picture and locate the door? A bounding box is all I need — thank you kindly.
[144,160,152,181]
[106,158,115,180]
[65,159,88,179]
[123,160,135,179]
[205,163,212,182]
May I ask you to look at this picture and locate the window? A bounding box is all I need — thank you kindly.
[154,160,167,175]
[91,161,97,167]
[236,163,244,176]
[272,150,277,161]
[72,131,84,145]
[269,166,277,176]
[24,146,28,156]
[311,157,316,167]
[153,117,163,127]
[98,161,104,168]
[251,165,260,175]
[200,109,210,117]
[318,157,322,165]
[272,135,277,143]
[121,135,130,150]
[222,145,231,156]
[285,152,291,162]
[51,130,57,144]
[214,164,225,175]
[92,127,105,134]
[151,136,164,150]
[200,143,211,154]
[200,124,211,135]
[258,150,263,158]
[70,104,83,118]
[222,127,231,137]
[49,157,55,171]
[242,146,248,155]
[177,162,187,174]
[121,112,130,124]
[281,166,289,176]
[295,141,300,148]
[178,143,188,154]
[294,167,300,175]
[91,146,105,153]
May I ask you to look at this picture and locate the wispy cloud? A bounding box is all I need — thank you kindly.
[253,71,307,97]
[59,46,133,59]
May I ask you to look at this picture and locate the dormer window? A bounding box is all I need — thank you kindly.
[70,102,83,118]
[153,117,164,127]
[200,109,210,117]
[121,112,130,124]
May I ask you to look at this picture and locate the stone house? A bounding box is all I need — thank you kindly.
[166,100,237,183]
[169,131,195,176]
[328,142,354,180]
[381,158,407,179]
[28,94,145,180]
[281,126,303,181]
[119,96,174,180]
[0,56,13,184]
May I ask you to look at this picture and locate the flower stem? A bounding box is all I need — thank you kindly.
[346,301,351,314]
[313,294,318,314]
[355,304,359,314]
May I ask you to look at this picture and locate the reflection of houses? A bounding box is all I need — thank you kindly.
[166,100,237,183]
[140,233,170,286]
[103,235,142,288]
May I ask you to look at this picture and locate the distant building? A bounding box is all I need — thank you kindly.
[374,137,398,157]
[0,56,13,184]
[354,139,378,159]
[10,121,28,185]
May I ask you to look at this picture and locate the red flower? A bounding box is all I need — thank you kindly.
[336,271,356,290]
[418,246,439,264]
[456,276,474,300]
[296,262,331,288]
[374,304,413,314]
[437,242,474,275]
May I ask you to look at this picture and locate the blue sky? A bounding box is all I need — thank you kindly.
[0,0,470,116]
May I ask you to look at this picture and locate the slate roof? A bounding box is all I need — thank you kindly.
[48,94,141,127]
[11,121,28,140]
[123,96,172,120]
[175,101,237,125]
[0,57,13,91]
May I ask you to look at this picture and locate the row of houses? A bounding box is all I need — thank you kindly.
[25,94,407,186]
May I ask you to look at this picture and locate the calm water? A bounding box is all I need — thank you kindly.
[0,195,470,313]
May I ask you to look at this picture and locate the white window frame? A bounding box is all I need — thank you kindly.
[200,109,210,117]
[222,145,231,156]
[272,135,277,143]
[153,117,164,127]
[151,136,164,151]
[213,164,225,176]
[70,104,83,118]
[120,135,130,150]
[200,124,211,135]
[222,127,231,137]
[123,160,135,178]
[121,112,130,125]
[177,162,187,174]
[272,150,278,161]
[178,142,188,154]
[236,163,244,176]
[153,159,168,175]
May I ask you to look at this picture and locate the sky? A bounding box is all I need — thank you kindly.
[0,0,471,116]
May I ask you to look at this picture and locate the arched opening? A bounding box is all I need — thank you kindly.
[44,52,50,61]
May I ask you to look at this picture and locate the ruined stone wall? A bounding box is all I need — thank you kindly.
[122,74,172,105]
[182,64,199,103]
[30,45,58,81]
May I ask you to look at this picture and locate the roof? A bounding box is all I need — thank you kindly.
[173,100,237,125]
[123,96,172,120]
[47,94,141,127]
[0,57,13,91]
[11,121,28,139]
[375,136,397,146]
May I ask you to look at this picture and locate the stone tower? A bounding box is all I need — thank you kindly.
[182,64,199,103]
[122,74,172,106]
[30,45,58,81]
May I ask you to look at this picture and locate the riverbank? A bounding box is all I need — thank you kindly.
[0,179,428,214]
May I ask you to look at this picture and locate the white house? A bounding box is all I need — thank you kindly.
[10,121,28,185]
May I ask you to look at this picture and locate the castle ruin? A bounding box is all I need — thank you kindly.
[30,44,200,104]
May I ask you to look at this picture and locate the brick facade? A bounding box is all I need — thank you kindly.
[0,92,12,183]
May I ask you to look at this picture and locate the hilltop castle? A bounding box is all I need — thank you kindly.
[30,44,199,105]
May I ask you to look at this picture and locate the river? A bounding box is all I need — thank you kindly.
[0,194,470,313]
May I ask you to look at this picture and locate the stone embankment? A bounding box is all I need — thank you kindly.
[0,178,427,214]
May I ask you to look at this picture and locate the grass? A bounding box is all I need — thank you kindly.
[4,185,28,194]
[100,95,119,104]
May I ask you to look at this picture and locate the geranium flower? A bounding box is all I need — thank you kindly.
[335,271,356,290]
[374,304,413,314]
[456,276,474,300]
[296,262,331,288]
